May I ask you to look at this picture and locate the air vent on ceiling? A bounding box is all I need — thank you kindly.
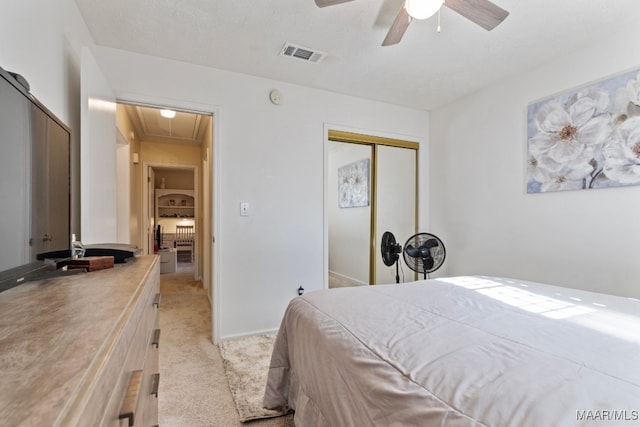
[279,43,327,64]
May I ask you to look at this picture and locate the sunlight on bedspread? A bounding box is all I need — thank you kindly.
[440,276,640,343]
[264,275,640,427]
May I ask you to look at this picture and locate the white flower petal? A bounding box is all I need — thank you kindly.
[564,162,595,180]
[536,102,569,133]
[576,89,610,115]
[569,96,598,127]
[528,134,557,156]
[627,75,640,105]
[617,116,640,146]
[540,177,584,192]
[604,164,640,183]
[536,152,563,171]
[576,116,612,147]
[614,87,632,114]
[602,116,640,183]
[547,138,584,163]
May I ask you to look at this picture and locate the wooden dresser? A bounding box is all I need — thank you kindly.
[0,255,160,427]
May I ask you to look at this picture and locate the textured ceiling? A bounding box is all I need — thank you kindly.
[123,104,209,146]
[75,0,640,110]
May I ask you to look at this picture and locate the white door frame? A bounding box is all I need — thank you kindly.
[80,47,118,244]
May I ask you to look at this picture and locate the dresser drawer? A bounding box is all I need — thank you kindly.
[99,261,160,427]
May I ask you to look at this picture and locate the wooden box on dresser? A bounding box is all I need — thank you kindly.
[0,255,161,427]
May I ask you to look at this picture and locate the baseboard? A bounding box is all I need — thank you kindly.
[220,328,280,342]
[328,270,368,286]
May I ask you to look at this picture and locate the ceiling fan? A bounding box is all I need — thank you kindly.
[314,0,509,46]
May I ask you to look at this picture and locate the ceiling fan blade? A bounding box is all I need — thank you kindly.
[314,0,355,7]
[382,5,412,46]
[444,0,509,31]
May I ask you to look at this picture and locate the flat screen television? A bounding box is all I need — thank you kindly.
[0,66,71,292]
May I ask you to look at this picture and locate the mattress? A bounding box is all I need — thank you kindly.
[263,276,640,426]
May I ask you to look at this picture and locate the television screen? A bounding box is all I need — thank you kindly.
[0,66,71,292]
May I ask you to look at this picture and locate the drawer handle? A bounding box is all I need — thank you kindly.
[153,293,161,308]
[119,370,142,427]
[152,329,161,348]
[151,373,160,398]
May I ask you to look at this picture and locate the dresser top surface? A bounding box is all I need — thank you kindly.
[0,255,159,425]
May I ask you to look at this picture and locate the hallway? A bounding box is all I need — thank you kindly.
[158,264,293,426]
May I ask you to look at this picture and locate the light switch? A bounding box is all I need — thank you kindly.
[240,202,249,216]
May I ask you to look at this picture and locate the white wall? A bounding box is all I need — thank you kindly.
[92,47,430,339]
[430,23,640,299]
[0,1,95,237]
[81,48,118,244]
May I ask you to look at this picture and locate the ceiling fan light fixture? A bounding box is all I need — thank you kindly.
[160,109,176,119]
[405,0,444,20]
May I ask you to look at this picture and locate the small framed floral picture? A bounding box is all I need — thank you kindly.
[338,158,370,208]
[527,68,640,193]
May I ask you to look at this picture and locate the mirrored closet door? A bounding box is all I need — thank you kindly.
[327,130,418,287]
[374,144,416,284]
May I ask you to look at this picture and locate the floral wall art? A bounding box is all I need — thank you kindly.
[527,69,640,193]
[338,158,370,208]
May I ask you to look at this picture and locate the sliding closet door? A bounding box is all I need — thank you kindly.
[327,142,372,286]
[327,130,419,287]
[375,145,416,284]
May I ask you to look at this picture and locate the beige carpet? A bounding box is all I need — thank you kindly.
[329,271,366,288]
[219,334,291,422]
[158,264,294,426]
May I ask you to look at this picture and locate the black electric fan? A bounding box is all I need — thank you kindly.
[403,233,446,280]
[380,231,403,283]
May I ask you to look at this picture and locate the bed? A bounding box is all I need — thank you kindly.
[263,276,640,426]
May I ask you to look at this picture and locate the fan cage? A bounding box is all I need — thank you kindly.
[403,233,446,275]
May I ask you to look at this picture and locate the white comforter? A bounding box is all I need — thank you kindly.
[264,276,640,427]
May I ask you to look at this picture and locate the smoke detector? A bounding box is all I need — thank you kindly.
[279,43,327,64]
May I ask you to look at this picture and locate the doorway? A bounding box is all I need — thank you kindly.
[151,166,197,271]
[81,49,219,342]
[326,130,419,287]
[115,102,213,283]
